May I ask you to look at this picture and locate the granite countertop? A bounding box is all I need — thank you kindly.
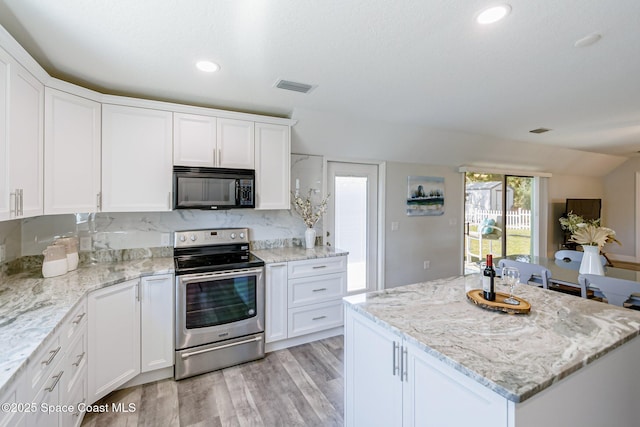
[344,275,640,403]
[251,246,348,263]
[0,257,174,392]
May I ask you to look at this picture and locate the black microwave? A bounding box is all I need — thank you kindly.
[173,166,255,210]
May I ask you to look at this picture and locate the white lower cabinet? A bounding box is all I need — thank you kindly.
[140,274,174,372]
[8,298,89,427]
[88,274,174,404]
[88,279,141,403]
[345,308,508,427]
[265,263,288,343]
[265,256,347,348]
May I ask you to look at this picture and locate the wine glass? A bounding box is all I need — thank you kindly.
[502,267,521,305]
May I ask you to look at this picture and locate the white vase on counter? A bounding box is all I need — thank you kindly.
[305,228,316,249]
[579,245,604,276]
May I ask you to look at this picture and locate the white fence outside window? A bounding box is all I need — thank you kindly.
[465,208,531,230]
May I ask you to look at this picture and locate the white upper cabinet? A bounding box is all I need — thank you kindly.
[216,118,254,169]
[4,51,43,219]
[102,104,173,212]
[0,48,9,221]
[254,122,290,210]
[44,88,101,214]
[173,113,217,167]
[174,114,255,170]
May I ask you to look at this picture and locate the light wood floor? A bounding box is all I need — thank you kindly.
[81,335,344,427]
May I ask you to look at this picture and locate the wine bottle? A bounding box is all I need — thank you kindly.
[482,254,496,301]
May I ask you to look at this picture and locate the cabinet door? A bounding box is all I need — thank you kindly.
[344,309,403,427]
[173,113,216,167]
[0,48,9,221]
[44,88,101,214]
[88,279,141,403]
[7,59,43,218]
[403,339,508,427]
[141,274,174,372]
[254,123,290,210]
[265,263,288,343]
[102,104,172,212]
[216,118,254,169]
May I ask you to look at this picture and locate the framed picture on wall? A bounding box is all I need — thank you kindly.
[406,176,445,216]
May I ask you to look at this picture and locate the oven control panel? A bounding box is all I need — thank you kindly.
[174,228,249,248]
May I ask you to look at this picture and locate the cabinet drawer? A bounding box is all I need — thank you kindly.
[62,298,87,347]
[27,333,62,395]
[0,378,27,427]
[287,256,346,279]
[287,300,344,338]
[63,327,87,397]
[289,272,346,308]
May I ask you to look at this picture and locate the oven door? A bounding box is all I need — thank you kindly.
[175,267,264,350]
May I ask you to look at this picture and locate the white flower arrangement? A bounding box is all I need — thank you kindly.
[292,190,329,228]
[559,212,620,248]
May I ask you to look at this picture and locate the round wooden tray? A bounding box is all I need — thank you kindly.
[466,289,531,314]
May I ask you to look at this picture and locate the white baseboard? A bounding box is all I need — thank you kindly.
[265,327,343,353]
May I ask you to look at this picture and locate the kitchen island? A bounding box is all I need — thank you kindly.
[344,275,640,427]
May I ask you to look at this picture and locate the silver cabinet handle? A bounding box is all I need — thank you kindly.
[213,148,217,166]
[18,189,23,216]
[312,315,327,321]
[9,191,16,217]
[72,351,86,367]
[96,192,102,211]
[402,346,408,382]
[42,346,61,365]
[45,370,64,392]
[312,288,327,292]
[392,341,400,376]
[218,148,221,166]
[136,282,140,301]
[72,312,86,324]
[168,192,172,210]
[73,398,86,417]
[312,265,327,269]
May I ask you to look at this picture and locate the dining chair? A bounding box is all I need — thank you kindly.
[578,274,640,307]
[497,259,551,289]
[554,249,607,266]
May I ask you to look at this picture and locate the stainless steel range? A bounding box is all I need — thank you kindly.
[173,228,265,380]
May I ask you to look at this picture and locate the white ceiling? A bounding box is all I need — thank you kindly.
[1,0,639,157]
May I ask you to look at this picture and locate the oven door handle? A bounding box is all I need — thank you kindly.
[179,267,264,283]
[180,335,263,359]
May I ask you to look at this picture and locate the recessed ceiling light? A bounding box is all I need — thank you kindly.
[476,4,511,25]
[196,60,220,73]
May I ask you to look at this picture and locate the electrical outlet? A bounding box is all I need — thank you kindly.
[161,233,171,246]
[423,260,430,269]
[0,244,5,262]
[79,236,92,252]
[391,221,399,231]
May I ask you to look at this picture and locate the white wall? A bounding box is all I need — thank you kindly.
[384,162,463,288]
[603,157,640,260]
[546,174,605,257]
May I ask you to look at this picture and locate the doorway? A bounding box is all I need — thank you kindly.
[464,173,534,270]
[326,162,378,294]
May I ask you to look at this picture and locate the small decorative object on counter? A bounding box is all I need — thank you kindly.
[42,244,68,278]
[482,254,496,301]
[292,189,330,249]
[55,236,79,271]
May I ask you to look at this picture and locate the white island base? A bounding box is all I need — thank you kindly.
[345,307,640,427]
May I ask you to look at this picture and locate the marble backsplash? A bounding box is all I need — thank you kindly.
[0,154,325,264]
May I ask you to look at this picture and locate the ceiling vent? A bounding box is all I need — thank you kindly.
[274,79,315,94]
[529,128,551,134]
